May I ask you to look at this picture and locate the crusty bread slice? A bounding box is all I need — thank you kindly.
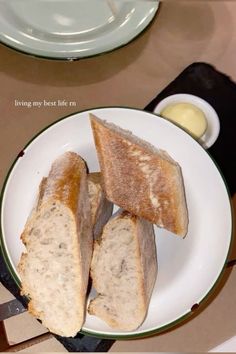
[88,172,113,239]
[90,114,188,237]
[88,210,157,331]
[18,152,93,337]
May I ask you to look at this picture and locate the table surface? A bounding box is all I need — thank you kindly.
[0,1,236,352]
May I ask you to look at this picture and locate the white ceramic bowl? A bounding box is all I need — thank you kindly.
[154,94,220,149]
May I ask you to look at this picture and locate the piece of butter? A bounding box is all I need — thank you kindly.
[160,102,207,139]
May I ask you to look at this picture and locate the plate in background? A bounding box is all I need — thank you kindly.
[0,107,232,338]
[0,0,159,59]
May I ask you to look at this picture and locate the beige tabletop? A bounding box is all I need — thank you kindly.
[0,1,236,352]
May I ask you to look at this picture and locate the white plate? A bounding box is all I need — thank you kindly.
[0,107,232,339]
[0,0,159,59]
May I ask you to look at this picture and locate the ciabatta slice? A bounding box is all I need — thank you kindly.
[90,114,188,237]
[88,210,157,331]
[18,152,93,337]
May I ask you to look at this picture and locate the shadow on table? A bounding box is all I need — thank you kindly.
[0,9,156,87]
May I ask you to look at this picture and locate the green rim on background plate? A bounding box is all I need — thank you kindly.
[0,1,160,60]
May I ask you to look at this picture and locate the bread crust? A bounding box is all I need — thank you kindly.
[40,152,85,214]
[90,114,188,237]
[18,152,93,337]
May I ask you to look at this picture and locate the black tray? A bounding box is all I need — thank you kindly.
[145,62,236,196]
[0,62,235,352]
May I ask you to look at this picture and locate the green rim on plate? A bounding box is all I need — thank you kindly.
[0,1,160,61]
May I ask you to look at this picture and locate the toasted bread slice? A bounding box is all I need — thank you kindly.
[18,152,93,337]
[88,210,157,331]
[90,114,188,237]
